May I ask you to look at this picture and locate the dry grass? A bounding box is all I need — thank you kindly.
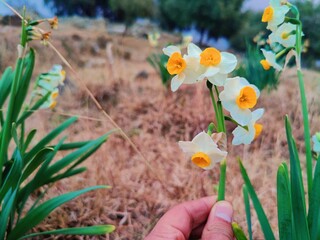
[1,22,320,239]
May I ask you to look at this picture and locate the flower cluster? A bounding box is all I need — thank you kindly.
[163,43,264,169]
[260,0,301,71]
[31,65,66,109]
[27,16,59,45]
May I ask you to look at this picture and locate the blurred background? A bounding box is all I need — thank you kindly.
[1,0,320,67]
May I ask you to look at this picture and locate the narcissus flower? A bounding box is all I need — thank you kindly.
[312,132,320,153]
[262,0,289,31]
[260,49,283,71]
[220,77,260,126]
[163,45,201,92]
[188,43,237,86]
[232,108,264,145]
[269,23,296,48]
[178,131,227,170]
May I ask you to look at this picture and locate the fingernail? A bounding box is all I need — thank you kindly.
[214,201,233,223]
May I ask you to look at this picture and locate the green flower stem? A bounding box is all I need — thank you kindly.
[209,86,223,132]
[218,159,227,201]
[294,8,313,203]
[215,86,227,133]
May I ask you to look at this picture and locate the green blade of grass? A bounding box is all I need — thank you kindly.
[308,154,320,240]
[243,185,252,240]
[8,186,110,240]
[238,159,275,240]
[277,162,293,240]
[285,116,309,240]
[23,116,78,164]
[18,225,115,239]
[0,189,17,239]
[0,67,13,109]
[232,222,248,240]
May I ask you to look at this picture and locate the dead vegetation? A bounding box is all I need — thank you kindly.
[0,21,320,239]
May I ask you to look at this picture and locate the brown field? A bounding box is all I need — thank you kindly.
[1,18,320,239]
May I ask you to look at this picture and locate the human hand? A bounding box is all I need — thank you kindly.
[145,197,234,240]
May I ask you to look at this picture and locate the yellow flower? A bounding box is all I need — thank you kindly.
[220,77,260,126]
[187,43,237,86]
[262,0,289,31]
[269,23,296,48]
[232,109,264,145]
[48,16,59,29]
[260,49,283,71]
[163,44,202,92]
[147,32,160,47]
[178,131,227,170]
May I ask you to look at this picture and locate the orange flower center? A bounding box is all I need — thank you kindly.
[262,6,274,22]
[254,124,263,139]
[236,86,257,109]
[191,152,211,168]
[260,60,271,71]
[200,47,221,66]
[167,52,186,75]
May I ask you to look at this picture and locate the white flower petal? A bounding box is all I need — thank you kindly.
[163,45,181,57]
[231,107,253,126]
[171,74,185,92]
[218,52,237,74]
[232,126,253,145]
[207,73,228,86]
[178,141,199,157]
[252,108,264,121]
[187,43,202,57]
[192,131,218,153]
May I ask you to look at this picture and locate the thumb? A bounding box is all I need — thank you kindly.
[201,201,234,240]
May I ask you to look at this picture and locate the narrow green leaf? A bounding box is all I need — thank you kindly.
[285,116,309,240]
[16,92,51,125]
[12,49,35,121]
[47,167,87,184]
[24,116,78,164]
[19,225,115,239]
[46,134,108,177]
[21,147,53,182]
[218,159,227,201]
[238,159,275,240]
[232,222,248,240]
[277,163,293,240]
[308,154,320,240]
[0,150,23,203]
[8,186,110,240]
[22,129,37,153]
[0,67,13,108]
[0,189,17,239]
[243,185,252,240]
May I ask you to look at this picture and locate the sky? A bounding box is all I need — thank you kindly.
[0,0,270,17]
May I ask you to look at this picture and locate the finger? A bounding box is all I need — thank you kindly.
[189,222,206,239]
[201,201,234,240]
[145,196,215,240]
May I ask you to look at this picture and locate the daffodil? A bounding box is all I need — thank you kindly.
[269,23,296,48]
[220,77,260,126]
[148,32,160,47]
[232,108,264,145]
[262,0,290,31]
[260,49,283,71]
[187,43,237,86]
[178,131,227,170]
[312,132,320,153]
[163,44,201,92]
[40,89,59,109]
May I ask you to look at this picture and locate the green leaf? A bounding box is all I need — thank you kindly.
[12,49,35,121]
[285,116,309,240]
[22,129,37,153]
[8,185,110,240]
[16,92,51,125]
[0,67,14,108]
[308,154,320,240]
[243,185,252,240]
[19,225,115,239]
[277,162,293,240]
[24,116,78,164]
[232,222,248,240]
[21,147,54,182]
[46,134,108,177]
[0,150,23,203]
[0,189,17,239]
[238,159,275,240]
[47,167,87,184]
